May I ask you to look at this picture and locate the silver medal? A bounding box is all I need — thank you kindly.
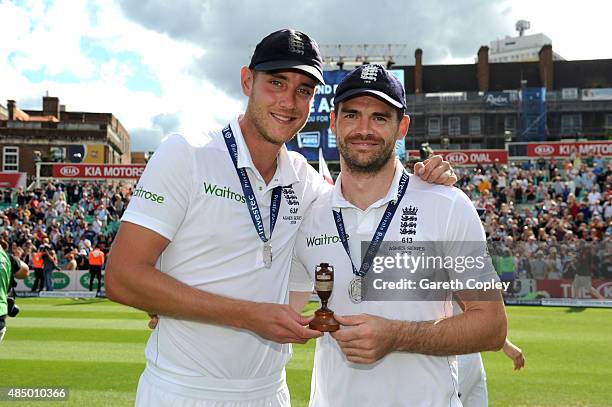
[348,276,362,304]
[263,242,273,268]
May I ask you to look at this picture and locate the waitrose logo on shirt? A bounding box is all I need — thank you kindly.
[306,233,346,247]
[133,186,165,204]
[202,182,246,204]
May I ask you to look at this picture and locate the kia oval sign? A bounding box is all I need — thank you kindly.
[534,145,555,156]
[445,152,469,165]
[59,166,80,177]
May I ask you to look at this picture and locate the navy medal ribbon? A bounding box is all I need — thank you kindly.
[222,125,282,268]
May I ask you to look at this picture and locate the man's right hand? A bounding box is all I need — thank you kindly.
[147,304,322,344]
[242,303,322,344]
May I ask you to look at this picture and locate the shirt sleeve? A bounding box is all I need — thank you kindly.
[289,251,314,292]
[121,134,194,241]
[289,203,315,292]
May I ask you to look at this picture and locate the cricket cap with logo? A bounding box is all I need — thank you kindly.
[249,29,325,84]
[334,64,406,109]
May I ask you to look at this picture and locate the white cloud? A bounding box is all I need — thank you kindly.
[0,0,243,152]
[503,0,612,60]
[2,0,610,153]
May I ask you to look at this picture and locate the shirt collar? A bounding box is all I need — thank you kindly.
[228,116,300,187]
[331,159,406,211]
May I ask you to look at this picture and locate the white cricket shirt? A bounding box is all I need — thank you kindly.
[291,160,498,407]
[122,117,326,384]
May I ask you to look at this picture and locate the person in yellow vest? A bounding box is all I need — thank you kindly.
[88,246,105,295]
[31,251,44,293]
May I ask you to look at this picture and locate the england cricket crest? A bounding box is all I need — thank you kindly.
[400,205,418,236]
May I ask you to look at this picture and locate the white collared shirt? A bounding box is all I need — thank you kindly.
[291,160,496,407]
[122,116,328,381]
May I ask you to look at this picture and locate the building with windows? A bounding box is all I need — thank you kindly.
[287,39,611,166]
[489,33,565,63]
[396,45,612,152]
[0,96,130,181]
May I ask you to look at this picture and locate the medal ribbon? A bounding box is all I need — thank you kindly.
[332,171,410,277]
[222,125,282,245]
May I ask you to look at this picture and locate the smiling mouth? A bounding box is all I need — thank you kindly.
[270,113,296,123]
[349,139,381,149]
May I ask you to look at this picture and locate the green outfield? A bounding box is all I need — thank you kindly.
[0,299,610,407]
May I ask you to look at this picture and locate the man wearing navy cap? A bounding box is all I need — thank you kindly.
[107,29,456,406]
[290,64,508,406]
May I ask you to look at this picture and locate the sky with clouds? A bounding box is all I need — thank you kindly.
[1,0,610,151]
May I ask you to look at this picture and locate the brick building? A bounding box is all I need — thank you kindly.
[397,45,612,151]
[0,96,130,182]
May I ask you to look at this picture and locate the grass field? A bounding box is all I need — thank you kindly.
[1,299,611,407]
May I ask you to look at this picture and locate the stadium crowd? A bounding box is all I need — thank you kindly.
[0,181,131,291]
[454,154,612,284]
[0,154,611,293]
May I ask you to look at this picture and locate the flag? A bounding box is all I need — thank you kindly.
[319,148,334,185]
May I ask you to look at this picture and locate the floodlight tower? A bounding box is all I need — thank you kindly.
[516,20,531,37]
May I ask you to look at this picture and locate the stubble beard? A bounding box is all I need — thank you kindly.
[245,99,306,147]
[338,137,396,175]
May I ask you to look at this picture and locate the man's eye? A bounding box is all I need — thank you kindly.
[298,88,313,96]
[270,80,282,87]
[344,113,356,119]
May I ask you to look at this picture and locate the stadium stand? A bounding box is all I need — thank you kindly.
[0,181,130,278]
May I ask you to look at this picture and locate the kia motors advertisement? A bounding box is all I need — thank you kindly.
[51,164,146,179]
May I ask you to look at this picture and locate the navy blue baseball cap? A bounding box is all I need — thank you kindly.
[334,64,406,109]
[249,29,325,84]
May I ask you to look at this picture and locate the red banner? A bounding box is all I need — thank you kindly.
[0,172,26,188]
[409,149,508,166]
[51,164,146,179]
[526,141,612,157]
[535,279,612,299]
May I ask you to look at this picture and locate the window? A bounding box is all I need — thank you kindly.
[605,114,612,129]
[561,114,582,134]
[428,118,441,136]
[504,116,517,132]
[448,117,461,136]
[562,88,578,100]
[2,146,19,172]
[469,116,481,135]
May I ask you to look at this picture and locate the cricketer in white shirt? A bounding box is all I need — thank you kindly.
[121,117,327,404]
[290,161,502,407]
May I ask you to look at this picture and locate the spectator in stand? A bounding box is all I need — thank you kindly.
[546,248,563,280]
[76,249,89,271]
[587,185,602,205]
[41,248,60,291]
[95,204,109,229]
[65,252,77,272]
[529,250,549,280]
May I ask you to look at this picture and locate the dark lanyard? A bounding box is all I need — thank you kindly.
[222,125,282,244]
[332,171,410,277]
